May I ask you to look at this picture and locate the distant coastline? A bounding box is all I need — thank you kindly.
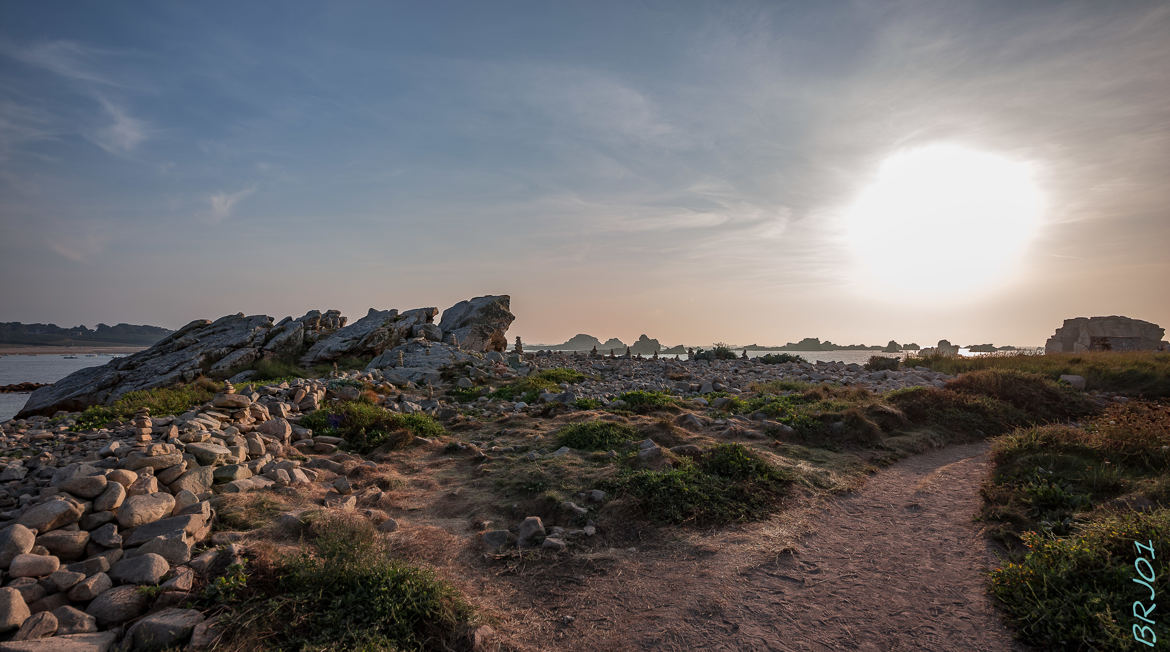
[0,344,147,355]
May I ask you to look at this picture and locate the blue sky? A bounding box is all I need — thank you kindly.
[2,1,1168,346]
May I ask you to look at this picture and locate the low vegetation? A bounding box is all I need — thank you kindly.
[490,367,589,403]
[616,390,676,413]
[691,345,738,361]
[615,443,793,525]
[863,355,899,371]
[215,513,475,651]
[299,400,444,452]
[557,421,637,450]
[756,352,807,364]
[981,401,1170,650]
[907,350,1170,397]
[74,378,221,429]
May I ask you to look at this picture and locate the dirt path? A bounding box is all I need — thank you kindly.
[496,442,1025,651]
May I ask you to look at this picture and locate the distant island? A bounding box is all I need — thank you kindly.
[0,322,172,347]
[525,335,959,353]
[526,334,1028,354]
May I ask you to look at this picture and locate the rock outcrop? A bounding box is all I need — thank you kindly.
[18,297,513,418]
[1044,316,1167,354]
[299,307,437,367]
[629,335,662,355]
[438,295,514,353]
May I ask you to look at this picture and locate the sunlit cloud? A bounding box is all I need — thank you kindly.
[209,186,256,223]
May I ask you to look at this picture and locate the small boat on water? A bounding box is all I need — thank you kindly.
[63,355,78,359]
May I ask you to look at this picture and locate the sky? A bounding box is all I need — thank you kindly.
[1,1,1167,348]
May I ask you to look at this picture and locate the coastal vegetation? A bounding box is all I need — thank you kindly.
[299,400,444,452]
[907,350,1170,397]
[73,378,222,429]
[615,443,793,525]
[212,513,476,651]
[489,367,589,403]
[982,401,1170,650]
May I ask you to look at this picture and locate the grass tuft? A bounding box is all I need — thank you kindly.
[216,513,474,651]
[615,443,792,525]
[557,421,637,450]
[300,401,443,452]
[616,390,676,413]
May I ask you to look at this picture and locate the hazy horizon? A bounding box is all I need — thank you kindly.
[2,2,1168,348]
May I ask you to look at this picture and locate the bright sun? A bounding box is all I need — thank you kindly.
[844,144,1044,295]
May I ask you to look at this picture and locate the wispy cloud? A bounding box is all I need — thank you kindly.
[46,228,110,262]
[209,186,256,223]
[89,96,146,154]
[9,40,122,87]
[2,39,149,155]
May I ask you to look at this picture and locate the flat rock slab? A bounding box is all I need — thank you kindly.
[0,631,118,651]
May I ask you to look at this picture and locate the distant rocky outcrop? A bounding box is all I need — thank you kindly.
[918,339,960,357]
[17,296,514,418]
[543,334,603,351]
[0,322,172,347]
[882,340,901,353]
[1045,316,1167,354]
[601,338,626,352]
[629,335,662,355]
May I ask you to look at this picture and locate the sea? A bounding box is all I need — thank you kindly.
[0,354,123,422]
[0,348,1040,422]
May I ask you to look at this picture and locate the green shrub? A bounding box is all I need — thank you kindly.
[616,444,792,525]
[533,367,589,384]
[300,401,443,452]
[75,380,222,429]
[573,397,602,410]
[490,368,588,403]
[863,355,899,371]
[219,514,473,650]
[448,386,486,403]
[982,403,1170,544]
[989,510,1170,651]
[616,390,675,413]
[945,369,1095,423]
[558,422,636,450]
[886,386,1026,436]
[757,353,807,365]
[692,346,738,361]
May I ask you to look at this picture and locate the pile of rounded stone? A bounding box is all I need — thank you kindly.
[0,380,347,650]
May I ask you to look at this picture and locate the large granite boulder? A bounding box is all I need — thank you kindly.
[262,310,346,358]
[1045,316,1167,354]
[300,307,438,366]
[366,339,474,385]
[439,295,514,352]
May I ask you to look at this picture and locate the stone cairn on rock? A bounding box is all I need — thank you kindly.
[513,337,523,355]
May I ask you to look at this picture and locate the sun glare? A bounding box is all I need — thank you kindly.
[844,144,1044,295]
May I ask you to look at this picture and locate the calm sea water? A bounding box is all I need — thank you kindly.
[0,354,119,422]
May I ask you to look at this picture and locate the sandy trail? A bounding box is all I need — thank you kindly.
[499,442,1025,651]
